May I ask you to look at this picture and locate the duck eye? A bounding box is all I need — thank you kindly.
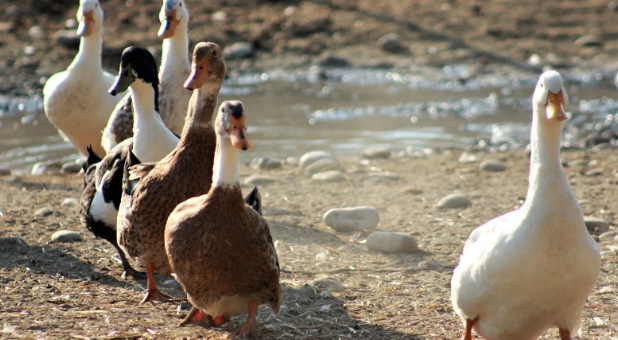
[212,50,218,57]
[199,66,203,70]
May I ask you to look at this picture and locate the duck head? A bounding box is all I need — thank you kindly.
[109,46,159,96]
[216,101,251,151]
[532,70,569,122]
[158,0,189,39]
[77,0,104,37]
[184,42,226,90]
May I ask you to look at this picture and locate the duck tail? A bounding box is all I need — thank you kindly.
[244,186,262,216]
[83,145,103,172]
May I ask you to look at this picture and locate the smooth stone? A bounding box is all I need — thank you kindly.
[458,152,477,164]
[54,30,80,49]
[377,33,404,53]
[316,54,351,68]
[323,206,380,232]
[244,175,279,185]
[479,159,506,172]
[61,161,82,174]
[0,167,11,176]
[212,11,227,22]
[28,25,43,38]
[585,168,603,177]
[599,231,617,240]
[299,150,337,169]
[575,35,603,47]
[0,237,26,246]
[305,158,339,176]
[286,157,300,166]
[362,172,401,182]
[35,207,53,217]
[310,276,345,292]
[51,230,82,243]
[31,161,62,175]
[362,147,391,159]
[250,157,282,170]
[162,279,181,287]
[400,187,423,195]
[437,194,472,209]
[223,42,254,60]
[584,216,610,234]
[366,231,418,254]
[62,198,79,207]
[312,170,345,182]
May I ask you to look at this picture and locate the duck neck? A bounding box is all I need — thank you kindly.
[182,84,219,133]
[159,19,190,77]
[212,141,241,189]
[131,80,161,139]
[69,28,103,71]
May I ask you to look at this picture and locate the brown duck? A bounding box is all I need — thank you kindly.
[116,42,225,303]
[165,100,281,339]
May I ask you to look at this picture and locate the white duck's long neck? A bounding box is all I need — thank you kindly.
[212,140,240,188]
[525,105,568,205]
[131,80,163,150]
[69,27,103,71]
[159,19,190,77]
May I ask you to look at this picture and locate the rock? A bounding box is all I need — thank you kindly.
[31,161,62,175]
[316,54,350,68]
[286,156,300,166]
[61,161,82,174]
[0,237,26,246]
[223,42,254,60]
[400,187,423,195]
[35,207,53,217]
[305,158,339,176]
[437,194,472,209]
[575,35,603,47]
[377,33,404,53]
[362,147,391,159]
[162,279,182,287]
[51,230,82,243]
[65,18,77,29]
[366,231,418,254]
[54,30,81,49]
[250,157,282,170]
[585,168,603,177]
[458,152,477,164]
[312,170,345,182]
[0,22,14,34]
[244,175,279,185]
[479,159,506,172]
[62,198,79,207]
[0,167,11,176]
[323,206,380,232]
[310,276,345,292]
[28,26,43,39]
[212,11,227,22]
[599,231,617,240]
[362,172,401,183]
[299,150,337,169]
[24,46,35,55]
[584,216,610,235]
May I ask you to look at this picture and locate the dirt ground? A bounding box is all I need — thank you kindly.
[2,0,618,95]
[1,149,617,339]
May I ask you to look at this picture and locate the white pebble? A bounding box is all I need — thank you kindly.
[35,207,53,217]
[362,147,391,159]
[305,158,339,176]
[62,198,79,207]
[299,150,337,169]
[437,194,471,209]
[286,156,300,166]
[366,231,418,254]
[458,152,477,164]
[323,206,380,232]
[362,172,401,183]
[479,159,506,172]
[51,230,82,242]
[250,157,282,170]
[310,277,345,292]
[244,175,279,185]
[312,170,345,182]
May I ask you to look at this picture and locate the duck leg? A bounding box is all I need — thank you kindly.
[462,317,478,340]
[558,329,570,340]
[111,243,146,280]
[140,263,173,303]
[232,299,259,339]
[179,306,215,328]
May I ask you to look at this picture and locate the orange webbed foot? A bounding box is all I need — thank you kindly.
[229,299,259,339]
[140,288,174,304]
[214,314,231,327]
[179,306,215,328]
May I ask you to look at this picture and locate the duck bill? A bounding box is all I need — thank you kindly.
[183,64,208,90]
[546,91,567,121]
[229,117,252,151]
[109,66,135,96]
[77,10,95,37]
[158,10,178,39]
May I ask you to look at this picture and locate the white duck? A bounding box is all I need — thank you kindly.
[451,70,601,340]
[43,0,121,157]
[101,0,191,153]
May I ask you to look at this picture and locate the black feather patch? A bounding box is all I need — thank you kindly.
[244,186,262,216]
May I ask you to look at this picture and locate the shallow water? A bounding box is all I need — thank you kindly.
[1,67,617,173]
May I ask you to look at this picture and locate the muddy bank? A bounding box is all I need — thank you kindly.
[1,149,617,339]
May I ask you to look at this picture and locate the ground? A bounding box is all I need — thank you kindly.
[1,149,617,339]
[2,0,618,95]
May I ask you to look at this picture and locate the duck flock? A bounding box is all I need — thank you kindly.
[39,0,602,339]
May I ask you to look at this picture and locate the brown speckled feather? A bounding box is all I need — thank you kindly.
[109,94,135,145]
[165,184,281,314]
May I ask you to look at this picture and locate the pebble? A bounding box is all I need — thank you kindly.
[362,172,401,183]
[0,167,11,176]
[366,231,418,254]
[250,157,282,170]
[61,161,82,174]
[362,147,391,159]
[479,159,506,172]
[323,206,380,232]
[223,42,254,60]
[310,276,345,293]
[24,46,35,55]
[575,35,603,47]
[28,26,43,39]
[244,174,279,185]
[584,216,610,235]
[62,198,79,207]
[312,170,345,182]
[437,194,472,209]
[418,259,450,269]
[31,161,62,175]
[299,150,337,169]
[65,18,77,29]
[0,22,14,34]
[458,152,477,164]
[212,11,227,22]
[316,54,350,68]
[286,156,300,166]
[35,207,53,217]
[0,237,26,246]
[305,158,339,176]
[599,231,617,240]
[585,168,603,177]
[162,279,181,287]
[51,230,82,243]
[54,30,81,49]
[400,187,423,195]
[377,33,404,53]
